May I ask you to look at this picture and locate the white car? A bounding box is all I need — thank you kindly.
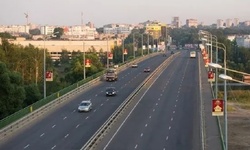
[190,51,196,58]
[131,64,138,68]
[78,100,92,112]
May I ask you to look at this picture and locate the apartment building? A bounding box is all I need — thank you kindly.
[217,19,224,28]
[172,17,181,28]
[0,25,30,34]
[186,19,198,28]
[103,24,132,35]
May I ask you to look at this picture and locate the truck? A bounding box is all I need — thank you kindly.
[105,68,118,81]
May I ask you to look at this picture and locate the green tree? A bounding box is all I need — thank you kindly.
[0,62,25,119]
[53,27,64,39]
[23,84,41,106]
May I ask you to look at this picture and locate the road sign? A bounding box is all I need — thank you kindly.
[208,71,215,82]
[123,49,128,55]
[85,59,91,67]
[212,99,224,116]
[46,71,53,81]
[108,52,113,59]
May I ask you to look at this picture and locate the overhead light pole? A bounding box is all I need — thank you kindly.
[107,36,109,68]
[122,36,124,63]
[43,26,59,99]
[83,40,86,79]
[133,33,135,59]
[207,43,228,150]
[141,34,144,56]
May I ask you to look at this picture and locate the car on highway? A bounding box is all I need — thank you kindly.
[190,51,196,58]
[78,100,92,112]
[144,67,151,72]
[106,87,117,96]
[171,51,174,54]
[131,63,138,68]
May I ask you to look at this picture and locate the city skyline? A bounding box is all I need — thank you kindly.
[1,0,250,27]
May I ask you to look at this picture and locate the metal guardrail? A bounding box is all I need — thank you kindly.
[0,76,101,141]
[0,52,160,142]
[81,53,178,150]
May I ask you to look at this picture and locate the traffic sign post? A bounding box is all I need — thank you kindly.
[85,59,91,67]
[212,99,224,116]
[208,71,215,82]
[108,52,113,60]
[46,71,53,81]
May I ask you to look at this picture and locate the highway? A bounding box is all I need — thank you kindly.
[0,52,170,150]
[98,51,202,150]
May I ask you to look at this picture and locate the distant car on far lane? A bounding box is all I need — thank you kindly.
[144,67,151,72]
[131,64,138,68]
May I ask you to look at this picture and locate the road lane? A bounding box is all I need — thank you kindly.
[0,53,171,150]
[102,50,202,150]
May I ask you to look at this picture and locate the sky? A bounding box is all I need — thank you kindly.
[1,0,250,27]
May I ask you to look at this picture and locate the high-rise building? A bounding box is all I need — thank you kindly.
[217,19,224,28]
[233,18,239,27]
[172,17,181,28]
[186,19,198,28]
[226,19,233,27]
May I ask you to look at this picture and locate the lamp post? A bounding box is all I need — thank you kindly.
[200,32,218,99]
[147,33,149,54]
[107,36,110,68]
[122,36,124,63]
[133,33,135,59]
[141,34,144,56]
[207,43,227,150]
[83,40,86,79]
[43,27,59,99]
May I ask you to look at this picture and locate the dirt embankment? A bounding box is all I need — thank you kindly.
[228,103,250,150]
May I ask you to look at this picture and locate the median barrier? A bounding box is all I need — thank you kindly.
[81,53,179,149]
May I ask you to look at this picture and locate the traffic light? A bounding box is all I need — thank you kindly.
[46,71,53,81]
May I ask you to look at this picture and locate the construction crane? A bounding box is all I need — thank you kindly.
[24,13,29,25]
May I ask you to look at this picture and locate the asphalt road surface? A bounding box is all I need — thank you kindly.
[99,50,202,150]
[0,52,169,150]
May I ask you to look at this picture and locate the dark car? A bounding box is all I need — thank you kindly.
[106,87,117,96]
[171,51,174,54]
[144,67,151,72]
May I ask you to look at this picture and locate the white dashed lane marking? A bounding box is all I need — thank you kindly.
[24,144,30,149]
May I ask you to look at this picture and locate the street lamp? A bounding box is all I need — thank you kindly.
[43,27,59,99]
[107,36,110,68]
[122,36,124,63]
[83,40,86,79]
[141,34,144,56]
[207,43,227,150]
